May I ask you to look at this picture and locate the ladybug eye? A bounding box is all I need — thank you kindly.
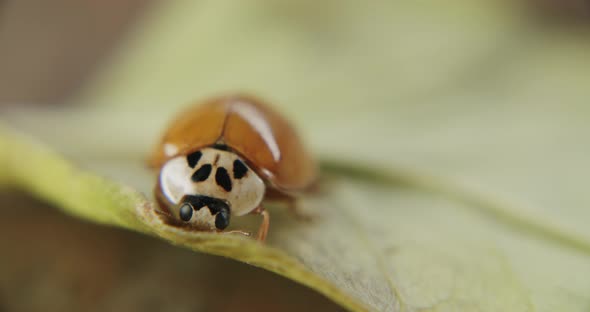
[179,203,193,221]
[215,210,230,230]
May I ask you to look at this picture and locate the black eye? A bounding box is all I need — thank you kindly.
[233,159,248,179]
[215,167,232,192]
[179,203,193,221]
[215,210,230,230]
[192,164,212,182]
[186,151,202,168]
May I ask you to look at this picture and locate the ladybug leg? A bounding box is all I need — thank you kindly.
[154,209,175,225]
[305,178,324,195]
[252,205,270,242]
[223,230,251,237]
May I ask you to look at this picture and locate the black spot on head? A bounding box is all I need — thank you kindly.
[182,195,229,212]
[186,151,202,168]
[204,197,230,215]
[191,164,212,182]
[212,143,231,151]
[182,195,206,210]
[233,159,248,179]
[215,167,232,192]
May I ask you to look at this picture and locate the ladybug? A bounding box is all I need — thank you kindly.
[149,94,317,241]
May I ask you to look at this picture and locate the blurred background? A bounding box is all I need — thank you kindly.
[2,0,590,105]
[0,0,148,104]
[1,0,590,311]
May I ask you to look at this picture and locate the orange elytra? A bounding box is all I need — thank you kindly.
[149,94,317,241]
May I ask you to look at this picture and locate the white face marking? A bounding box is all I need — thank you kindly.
[159,148,265,228]
[231,101,281,161]
[163,143,179,157]
[184,206,218,231]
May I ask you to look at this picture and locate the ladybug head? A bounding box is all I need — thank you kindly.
[177,194,231,230]
[158,147,266,230]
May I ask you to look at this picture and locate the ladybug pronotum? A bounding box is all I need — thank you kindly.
[149,94,317,241]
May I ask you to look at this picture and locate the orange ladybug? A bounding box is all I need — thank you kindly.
[149,94,317,241]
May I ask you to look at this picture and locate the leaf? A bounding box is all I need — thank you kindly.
[3,107,590,312]
[0,193,344,311]
[0,124,531,312]
[3,0,590,311]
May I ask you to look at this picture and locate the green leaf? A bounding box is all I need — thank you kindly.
[3,1,590,311]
